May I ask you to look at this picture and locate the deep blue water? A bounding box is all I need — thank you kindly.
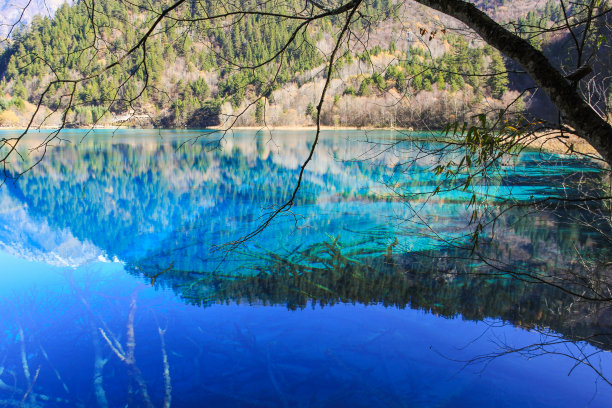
[0,129,610,407]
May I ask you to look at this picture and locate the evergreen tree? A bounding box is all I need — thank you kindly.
[488,52,509,98]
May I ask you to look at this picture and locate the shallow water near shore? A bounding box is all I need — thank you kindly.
[0,129,610,407]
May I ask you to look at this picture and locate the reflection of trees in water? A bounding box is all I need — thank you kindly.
[129,230,612,385]
[6,136,389,262]
[8,134,612,322]
[133,234,611,343]
[449,322,612,387]
[10,134,609,261]
[4,133,612,391]
[1,255,609,407]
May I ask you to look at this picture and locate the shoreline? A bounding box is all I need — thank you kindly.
[521,131,599,158]
[208,125,412,131]
[0,125,410,131]
[0,125,599,158]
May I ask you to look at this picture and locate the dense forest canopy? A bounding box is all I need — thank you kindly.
[0,0,520,129]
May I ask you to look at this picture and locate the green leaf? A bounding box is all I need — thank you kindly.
[597,34,609,49]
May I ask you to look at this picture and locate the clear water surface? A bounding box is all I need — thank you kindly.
[0,129,610,407]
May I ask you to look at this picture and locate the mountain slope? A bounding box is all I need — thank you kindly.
[0,0,540,128]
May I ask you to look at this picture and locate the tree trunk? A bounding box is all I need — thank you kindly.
[413,0,612,164]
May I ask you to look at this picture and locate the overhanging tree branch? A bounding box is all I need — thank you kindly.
[413,0,612,165]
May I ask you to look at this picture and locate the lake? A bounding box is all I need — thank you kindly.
[0,129,610,407]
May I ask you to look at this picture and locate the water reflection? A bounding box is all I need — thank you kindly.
[157,238,607,326]
[0,129,611,407]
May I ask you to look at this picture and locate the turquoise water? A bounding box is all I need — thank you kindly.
[0,129,610,407]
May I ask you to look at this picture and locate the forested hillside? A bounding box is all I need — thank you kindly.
[0,0,575,128]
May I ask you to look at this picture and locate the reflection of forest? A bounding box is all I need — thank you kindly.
[4,131,611,352]
[6,133,396,260]
[129,233,612,353]
[6,132,605,262]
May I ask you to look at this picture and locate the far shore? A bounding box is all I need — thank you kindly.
[522,131,600,158]
[0,124,411,131]
[208,125,411,131]
[0,125,600,158]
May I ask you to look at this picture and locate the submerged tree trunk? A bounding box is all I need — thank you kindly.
[414,0,612,165]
